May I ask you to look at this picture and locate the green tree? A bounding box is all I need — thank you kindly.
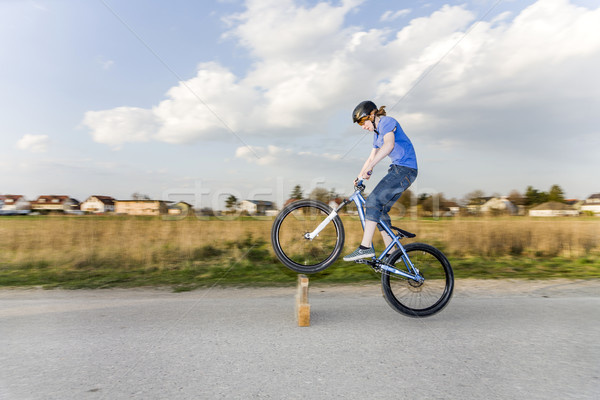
[525,186,548,206]
[225,195,238,212]
[548,184,565,203]
[290,185,303,200]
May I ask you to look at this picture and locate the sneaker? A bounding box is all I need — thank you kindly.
[343,246,375,262]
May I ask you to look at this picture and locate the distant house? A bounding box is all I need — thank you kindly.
[31,195,78,214]
[466,196,493,214]
[239,200,276,215]
[565,199,582,208]
[167,201,193,216]
[581,193,600,215]
[529,202,578,217]
[114,200,169,216]
[80,196,115,214]
[0,195,30,214]
[440,200,460,216]
[480,197,518,215]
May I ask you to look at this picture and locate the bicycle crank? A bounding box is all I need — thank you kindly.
[354,258,394,273]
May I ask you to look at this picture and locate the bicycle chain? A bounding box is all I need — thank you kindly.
[354,259,397,274]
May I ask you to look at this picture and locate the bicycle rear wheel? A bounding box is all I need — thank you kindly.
[381,243,453,317]
[271,199,345,274]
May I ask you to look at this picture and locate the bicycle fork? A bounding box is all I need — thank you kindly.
[304,199,349,240]
[304,210,339,240]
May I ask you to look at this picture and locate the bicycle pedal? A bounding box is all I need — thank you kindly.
[354,258,381,273]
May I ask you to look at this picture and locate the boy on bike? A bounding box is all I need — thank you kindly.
[343,100,418,261]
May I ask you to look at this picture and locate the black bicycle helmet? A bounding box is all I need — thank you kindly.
[352,100,377,123]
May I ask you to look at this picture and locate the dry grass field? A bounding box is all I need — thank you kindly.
[0,215,598,288]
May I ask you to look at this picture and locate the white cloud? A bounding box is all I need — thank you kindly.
[235,145,346,167]
[224,0,362,62]
[234,144,396,196]
[84,0,369,147]
[380,9,411,22]
[153,62,259,143]
[95,56,115,70]
[102,60,114,70]
[82,107,159,149]
[16,134,50,153]
[382,0,600,153]
[82,0,600,160]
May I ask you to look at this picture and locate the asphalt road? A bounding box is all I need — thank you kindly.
[1,280,599,399]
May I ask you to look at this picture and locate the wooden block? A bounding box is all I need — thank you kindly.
[297,274,309,303]
[296,303,311,327]
[295,274,310,327]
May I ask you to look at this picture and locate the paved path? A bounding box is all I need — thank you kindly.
[1,280,599,399]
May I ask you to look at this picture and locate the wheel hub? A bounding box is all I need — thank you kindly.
[408,278,424,288]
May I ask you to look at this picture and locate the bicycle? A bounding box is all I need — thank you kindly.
[271,180,454,317]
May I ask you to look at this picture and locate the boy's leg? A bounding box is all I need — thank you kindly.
[360,220,378,248]
[343,220,378,261]
[381,230,393,248]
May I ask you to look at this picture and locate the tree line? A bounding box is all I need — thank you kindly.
[288,184,569,210]
[221,184,569,214]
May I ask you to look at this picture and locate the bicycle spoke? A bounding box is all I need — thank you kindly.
[381,243,453,317]
[271,200,344,273]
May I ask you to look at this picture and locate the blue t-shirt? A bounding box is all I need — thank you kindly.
[373,116,418,170]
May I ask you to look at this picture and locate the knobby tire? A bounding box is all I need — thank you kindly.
[271,200,345,274]
[381,242,454,317]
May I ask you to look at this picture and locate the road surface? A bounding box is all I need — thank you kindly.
[1,280,599,399]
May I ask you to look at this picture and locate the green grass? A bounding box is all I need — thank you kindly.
[1,216,598,290]
[1,236,598,290]
[451,256,600,280]
[2,257,598,290]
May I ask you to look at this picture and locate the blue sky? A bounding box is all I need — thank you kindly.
[2,0,599,209]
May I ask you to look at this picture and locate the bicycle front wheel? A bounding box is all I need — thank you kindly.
[381,243,454,317]
[271,199,345,274]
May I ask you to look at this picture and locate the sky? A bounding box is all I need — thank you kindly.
[1,0,599,210]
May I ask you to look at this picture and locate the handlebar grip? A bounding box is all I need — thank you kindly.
[355,179,365,191]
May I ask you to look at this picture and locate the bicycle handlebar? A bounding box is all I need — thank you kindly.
[354,170,371,192]
[354,179,366,192]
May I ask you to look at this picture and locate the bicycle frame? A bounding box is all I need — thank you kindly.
[307,182,423,282]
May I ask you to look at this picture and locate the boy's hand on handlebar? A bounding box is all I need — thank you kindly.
[354,169,372,186]
[357,169,372,181]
